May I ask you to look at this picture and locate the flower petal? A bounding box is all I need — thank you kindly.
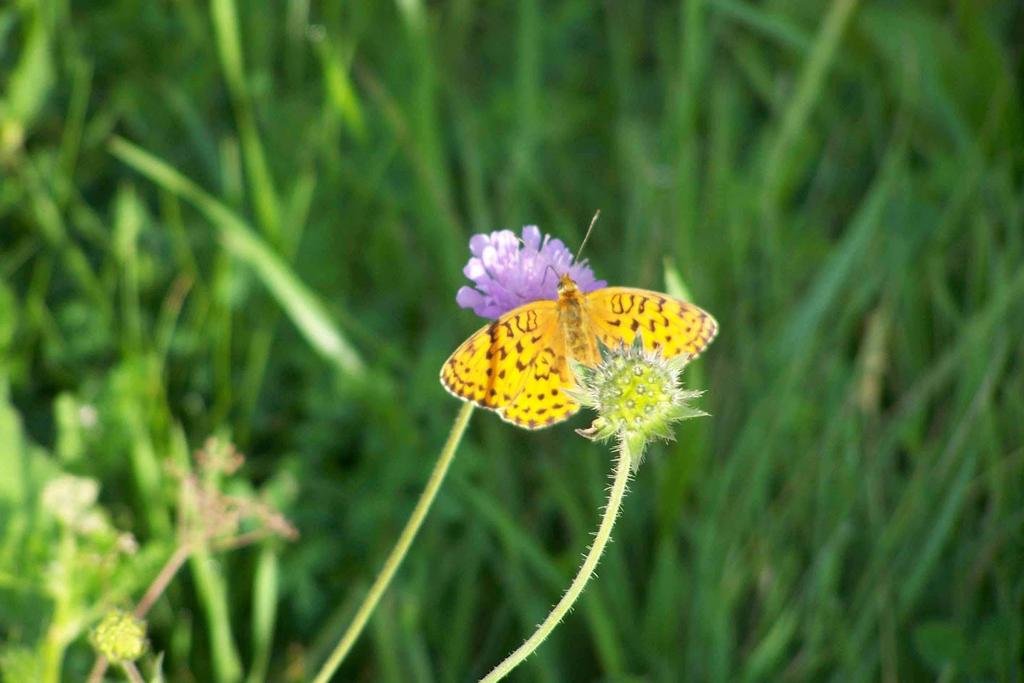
[455,225,606,319]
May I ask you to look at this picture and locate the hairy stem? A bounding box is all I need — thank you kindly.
[479,444,633,682]
[311,402,475,683]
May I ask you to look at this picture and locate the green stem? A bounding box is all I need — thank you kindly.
[311,402,475,683]
[479,444,634,682]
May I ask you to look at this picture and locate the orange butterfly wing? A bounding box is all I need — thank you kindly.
[584,287,718,359]
[440,301,581,429]
[497,347,579,429]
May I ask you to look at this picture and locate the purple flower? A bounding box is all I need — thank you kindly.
[456,225,606,319]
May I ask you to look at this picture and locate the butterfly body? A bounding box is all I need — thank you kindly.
[441,273,717,429]
[556,274,600,366]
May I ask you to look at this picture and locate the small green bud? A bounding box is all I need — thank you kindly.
[91,610,147,664]
[567,336,707,469]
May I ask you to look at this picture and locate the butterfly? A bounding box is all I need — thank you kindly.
[440,273,718,429]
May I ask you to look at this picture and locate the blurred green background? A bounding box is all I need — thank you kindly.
[2,0,1023,681]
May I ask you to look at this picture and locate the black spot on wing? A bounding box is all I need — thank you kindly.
[611,294,636,315]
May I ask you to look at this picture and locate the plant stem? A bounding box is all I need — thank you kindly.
[135,544,194,617]
[122,662,145,683]
[311,402,475,683]
[479,444,634,683]
[87,522,283,682]
[86,543,197,683]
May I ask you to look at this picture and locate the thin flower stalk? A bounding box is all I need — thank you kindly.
[479,442,634,683]
[312,402,474,683]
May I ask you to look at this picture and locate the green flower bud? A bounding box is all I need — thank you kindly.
[91,610,147,664]
[568,336,707,469]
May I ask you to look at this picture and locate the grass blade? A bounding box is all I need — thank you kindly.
[108,136,365,379]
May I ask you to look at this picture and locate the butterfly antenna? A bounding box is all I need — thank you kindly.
[541,263,560,287]
[575,210,600,262]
